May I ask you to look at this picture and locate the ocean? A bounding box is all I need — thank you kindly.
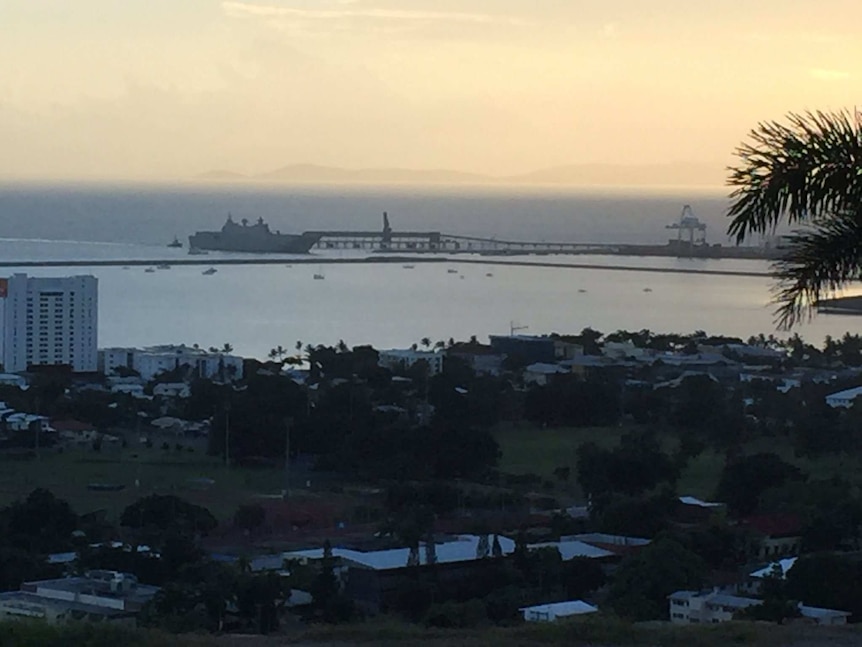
[0,182,857,359]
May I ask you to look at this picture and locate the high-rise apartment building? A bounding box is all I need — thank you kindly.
[0,273,98,373]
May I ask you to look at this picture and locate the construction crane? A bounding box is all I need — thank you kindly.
[666,205,707,254]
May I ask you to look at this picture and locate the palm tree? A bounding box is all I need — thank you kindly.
[222,343,233,354]
[727,109,862,328]
[420,337,431,349]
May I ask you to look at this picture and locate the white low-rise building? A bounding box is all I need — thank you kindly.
[153,383,191,399]
[524,362,570,386]
[669,590,850,626]
[99,345,243,382]
[521,600,598,622]
[378,349,444,376]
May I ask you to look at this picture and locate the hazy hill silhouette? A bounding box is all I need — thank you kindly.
[195,162,723,187]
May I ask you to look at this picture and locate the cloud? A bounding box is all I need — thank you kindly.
[221,1,531,27]
[808,68,851,81]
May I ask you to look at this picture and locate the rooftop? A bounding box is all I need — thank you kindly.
[285,534,515,571]
[826,386,862,400]
[520,600,598,616]
[679,496,724,508]
[0,591,133,619]
[750,557,797,580]
[24,572,160,608]
[528,539,614,560]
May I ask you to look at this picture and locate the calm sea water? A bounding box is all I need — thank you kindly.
[0,182,858,358]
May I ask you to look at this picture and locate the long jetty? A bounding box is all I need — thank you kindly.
[307,221,782,260]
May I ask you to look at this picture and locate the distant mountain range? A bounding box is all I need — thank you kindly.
[194,162,725,187]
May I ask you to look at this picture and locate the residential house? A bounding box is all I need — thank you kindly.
[152,383,191,399]
[52,419,99,444]
[489,335,581,365]
[740,514,802,561]
[669,590,850,626]
[0,571,159,626]
[669,590,761,624]
[520,600,598,622]
[523,362,570,386]
[560,355,634,379]
[569,534,651,558]
[0,374,27,388]
[445,342,505,376]
[825,386,862,408]
[675,496,726,524]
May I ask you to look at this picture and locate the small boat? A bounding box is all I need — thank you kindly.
[447,269,458,274]
[167,236,183,249]
[144,267,156,273]
[402,265,415,269]
[122,266,130,270]
[643,287,653,293]
[577,289,587,293]
[485,272,493,277]
[285,264,293,268]
[202,267,217,275]
[188,247,208,256]
[156,264,171,270]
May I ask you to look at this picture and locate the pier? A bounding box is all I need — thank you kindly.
[306,211,781,259]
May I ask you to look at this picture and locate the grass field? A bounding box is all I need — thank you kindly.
[491,422,721,499]
[0,444,292,521]
[493,422,862,502]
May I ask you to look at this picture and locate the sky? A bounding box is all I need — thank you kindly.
[0,0,860,182]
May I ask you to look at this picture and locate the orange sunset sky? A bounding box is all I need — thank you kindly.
[1,0,860,182]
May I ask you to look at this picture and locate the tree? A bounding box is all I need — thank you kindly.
[120,495,217,538]
[608,536,707,621]
[726,109,862,328]
[0,489,78,554]
[714,453,805,517]
[310,540,355,623]
[786,553,862,620]
[234,504,266,535]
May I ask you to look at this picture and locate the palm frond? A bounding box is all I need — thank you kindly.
[771,206,862,329]
[727,109,862,243]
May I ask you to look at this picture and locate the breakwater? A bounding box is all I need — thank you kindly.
[0,255,771,278]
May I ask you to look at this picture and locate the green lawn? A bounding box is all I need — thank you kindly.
[494,422,862,504]
[0,445,290,521]
[493,423,620,475]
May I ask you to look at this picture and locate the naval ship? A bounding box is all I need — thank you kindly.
[188,215,320,254]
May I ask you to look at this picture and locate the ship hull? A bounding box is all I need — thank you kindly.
[188,231,320,254]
